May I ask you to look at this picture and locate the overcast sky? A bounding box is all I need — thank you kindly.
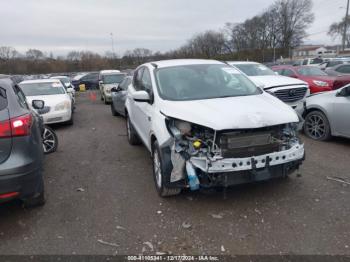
[0,0,347,56]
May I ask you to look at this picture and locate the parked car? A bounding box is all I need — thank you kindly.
[111,76,132,117]
[227,61,309,115]
[98,70,126,104]
[19,79,74,125]
[319,59,350,71]
[0,77,45,207]
[272,65,350,93]
[325,63,350,76]
[301,57,324,66]
[50,76,76,103]
[125,59,305,197]
[71,72,99,90]
[303,85,350,140]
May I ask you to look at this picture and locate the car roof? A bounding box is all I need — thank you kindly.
[51,76,69,79]
[100,70,121,74]
[227,61,260,65]
[149,59,224,68]
[20,79,63,84]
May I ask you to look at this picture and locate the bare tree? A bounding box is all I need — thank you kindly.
[329,16,350,48]
[273,0,314,49]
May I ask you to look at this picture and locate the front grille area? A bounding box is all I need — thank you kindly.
[273,87,307,103]
[218,126,283,158]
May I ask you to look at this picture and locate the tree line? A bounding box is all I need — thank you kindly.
[0,0,320,75]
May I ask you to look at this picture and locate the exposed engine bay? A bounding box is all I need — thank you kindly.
[165,118,305,190]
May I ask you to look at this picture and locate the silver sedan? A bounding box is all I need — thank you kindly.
[303,85,350,140]
[111,76,132,117]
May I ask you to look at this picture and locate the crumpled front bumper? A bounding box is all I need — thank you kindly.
[190,143,305,173]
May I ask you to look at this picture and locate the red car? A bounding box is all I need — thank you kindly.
[272,65,350,93]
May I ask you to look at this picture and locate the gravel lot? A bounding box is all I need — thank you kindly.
[0,91,349,255]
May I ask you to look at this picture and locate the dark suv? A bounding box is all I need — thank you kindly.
[0,77,45,207]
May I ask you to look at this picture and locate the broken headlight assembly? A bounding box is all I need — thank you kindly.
[165,118,218,157]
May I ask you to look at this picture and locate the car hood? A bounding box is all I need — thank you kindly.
[160,93,299,130]
[249,75,307,88]
[26,94,70,107]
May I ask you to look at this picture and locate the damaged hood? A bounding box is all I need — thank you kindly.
[160,93,299,130]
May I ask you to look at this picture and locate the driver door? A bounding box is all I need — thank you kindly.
[133,67,154,149]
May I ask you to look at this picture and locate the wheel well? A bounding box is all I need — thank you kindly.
[303,108,324,119]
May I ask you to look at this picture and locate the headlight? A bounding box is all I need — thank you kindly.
[55,101,70,111]
[312,80,328,87]
[166,118,192,138]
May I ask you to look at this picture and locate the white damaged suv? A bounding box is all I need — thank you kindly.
[125,59,305,197]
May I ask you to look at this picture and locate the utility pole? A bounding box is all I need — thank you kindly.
[110,33,116,58]
[342,0,350,51]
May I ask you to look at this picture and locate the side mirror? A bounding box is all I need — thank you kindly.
[132,90,150,102]
[67,87,74,93]
[99,80,103,85]
[32,100,45,110]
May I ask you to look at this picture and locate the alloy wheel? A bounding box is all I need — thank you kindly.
[42,127,56,153]
[305,114,326,139]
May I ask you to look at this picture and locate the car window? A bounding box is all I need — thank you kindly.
[141,68,152,92]
[336,65,350,74]
[13,85,29,109]
[274,69,283,75]
[19,82,66,96]
[283,69,296,77]
[120,78,131,90]
[133,68,144,91]
[302,59,308,65]
[298,67,328,76]
[155,64,261,101]
[0,87,7,111]
[102,74,125,84]
[234,64,275,76]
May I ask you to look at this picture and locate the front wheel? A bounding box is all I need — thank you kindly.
[152,141,181,197]
[304,111,331,141]
[42,126,58,154]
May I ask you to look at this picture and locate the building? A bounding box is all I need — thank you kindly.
[293,45,336,58]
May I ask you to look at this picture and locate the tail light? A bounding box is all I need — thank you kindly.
[0,114,32,138]
[11,114,32,137]
[0,120,11,138]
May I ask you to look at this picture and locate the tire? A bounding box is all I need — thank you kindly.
[23,177,45,208]
[111,103,119,116]
[42,126,58,154]
[126,114,141,145]
[304,110,331,141]
[152,140,181,197]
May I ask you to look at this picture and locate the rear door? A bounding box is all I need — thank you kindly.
[0,86,12,164]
